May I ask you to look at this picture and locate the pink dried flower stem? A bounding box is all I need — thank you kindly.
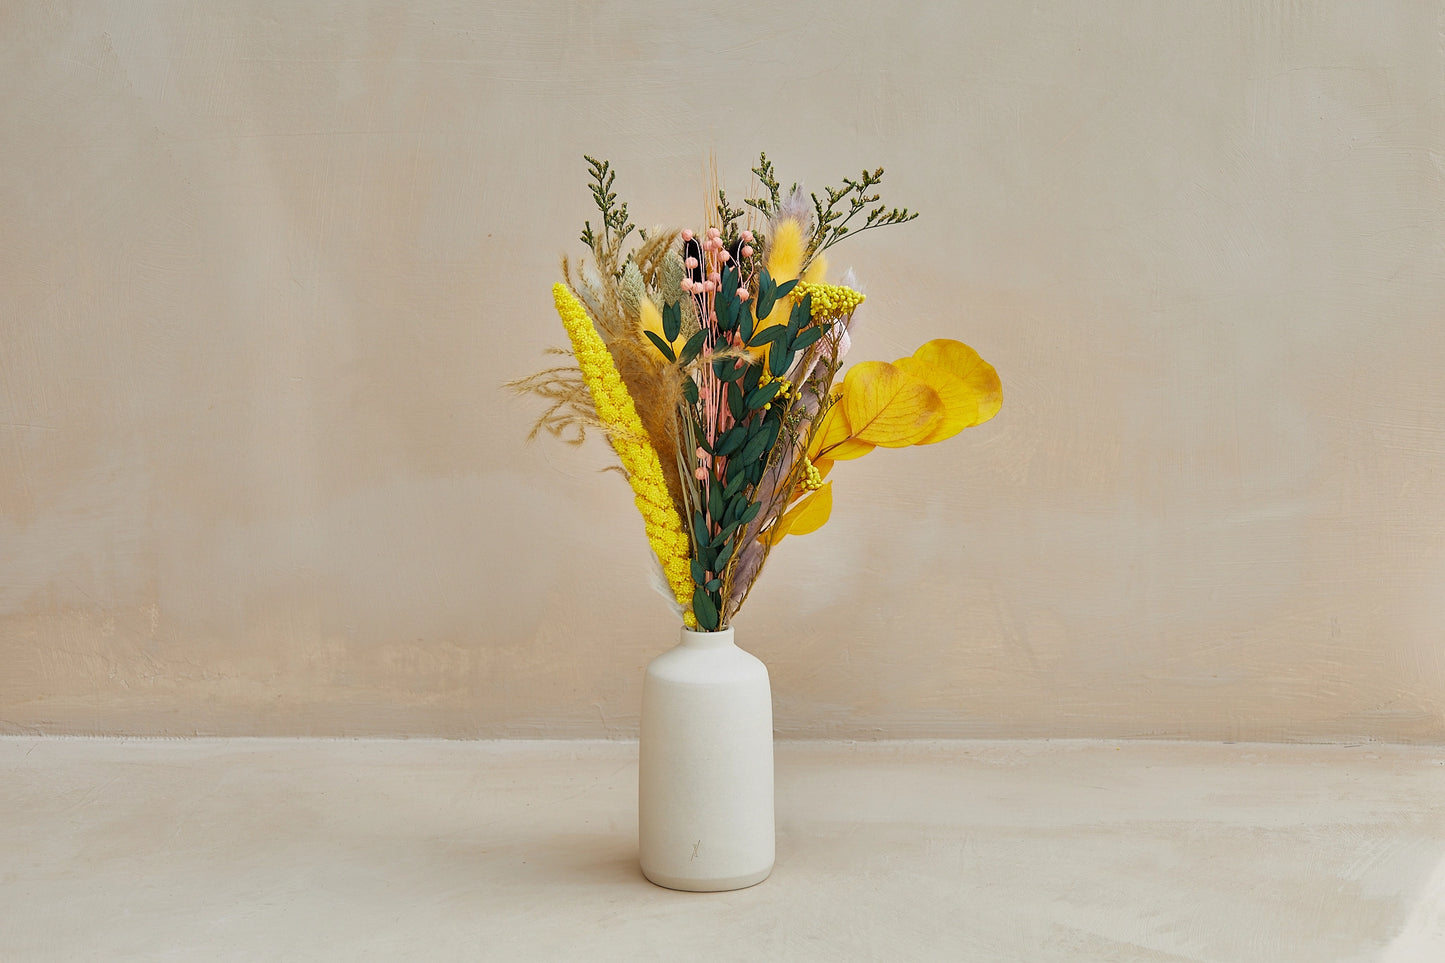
[683,224,761,581]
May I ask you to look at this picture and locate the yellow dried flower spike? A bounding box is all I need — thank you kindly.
[552,283,697,627]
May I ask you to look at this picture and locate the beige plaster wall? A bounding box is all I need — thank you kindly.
[2,2,1443,740]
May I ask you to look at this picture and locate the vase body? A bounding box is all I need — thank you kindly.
[638,626,775,892]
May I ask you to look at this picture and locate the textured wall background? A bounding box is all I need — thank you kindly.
[2,2,1443,740]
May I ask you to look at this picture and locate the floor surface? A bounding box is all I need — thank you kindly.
[3,738,1444,961]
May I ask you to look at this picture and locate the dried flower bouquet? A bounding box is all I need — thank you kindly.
[513,154,1000,631]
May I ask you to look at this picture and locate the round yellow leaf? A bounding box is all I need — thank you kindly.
[824,438,876,460]
[841,361,944,448]
[911,339,1002,426]
[765,482,833,545]
[893,356,980,445]
[808,404,876,462]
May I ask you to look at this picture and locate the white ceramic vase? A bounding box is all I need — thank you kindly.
[638,626,775,892]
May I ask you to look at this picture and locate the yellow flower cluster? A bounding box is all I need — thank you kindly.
[757,374,793,410]
[791,281,864,321]
[800,456,824,491]
[552,284,696,626]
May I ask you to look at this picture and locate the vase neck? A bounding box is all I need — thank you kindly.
[680,626,735,649]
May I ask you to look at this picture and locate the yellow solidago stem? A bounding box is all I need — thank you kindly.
[552,283,697,628]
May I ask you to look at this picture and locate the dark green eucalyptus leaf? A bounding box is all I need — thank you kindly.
[745,382,784,409]
[774,278,799,299]
[693,588,719,630]
[708,476,723,521]
[705,578,721,593]
[723,470,746,500]
[715,425,747,458]
[761,416,782,452]
[755,290,777,323]
[682,378,699,405]
[737,425,772,465]
[788,293,812,337]
[790,326,823,353]
[718,358,748,382]
[662,300,681,342]
[728,380,747,422]
[719,491,745,520]
[738,500,762,526]
[748,325,787,348]
[742,363,763,393]
[643,329,676,363]
[691,558,707,586]
[716,272,739,332]
[768,342,792,378]
[754,270,779,322]
[718,298,737,333]
[719,491,738,526]
[739,298,755,343]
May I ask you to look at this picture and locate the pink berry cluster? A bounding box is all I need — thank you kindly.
[679,227,757,302]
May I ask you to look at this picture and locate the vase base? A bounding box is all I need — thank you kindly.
[641,862,773,893]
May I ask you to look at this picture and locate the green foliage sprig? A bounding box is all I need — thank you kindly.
[743,152,794,221]
[714,189,747,248]
[743,153,792,254]
[810,167,918,256]
[580,155,636,279]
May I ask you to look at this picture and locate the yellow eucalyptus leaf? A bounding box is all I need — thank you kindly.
[812,457,834,481]
[893,356,980,445]
[825,438,876,460]
[808,405,876,462]
[911,339,1002,426]
[765,482,833,545]
[808,405,849,456]
[841,361,944,448]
